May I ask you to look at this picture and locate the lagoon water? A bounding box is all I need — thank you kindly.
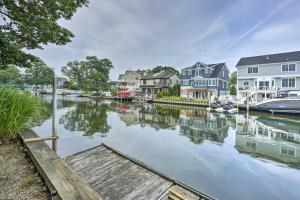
[34,96,300,200]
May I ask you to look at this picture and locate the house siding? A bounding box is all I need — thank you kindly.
[180,62,229,98]
[237,62,300,78]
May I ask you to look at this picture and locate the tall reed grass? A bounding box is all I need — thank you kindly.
[0,87,44,140]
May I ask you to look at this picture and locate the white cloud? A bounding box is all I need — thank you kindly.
[29,0,300,79]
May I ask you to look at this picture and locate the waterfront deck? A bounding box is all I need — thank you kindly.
[65,144,215,200]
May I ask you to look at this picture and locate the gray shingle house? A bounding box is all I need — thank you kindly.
[140,71,179,96]
[236,51,300,101]
[180,62,230,98]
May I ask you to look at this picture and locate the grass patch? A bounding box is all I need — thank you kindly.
[0,87,45,141]
[23,175,35,187]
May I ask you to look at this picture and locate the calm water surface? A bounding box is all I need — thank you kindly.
[34,96,300,200]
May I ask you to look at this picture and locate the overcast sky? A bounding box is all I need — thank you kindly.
[30,0,300,79]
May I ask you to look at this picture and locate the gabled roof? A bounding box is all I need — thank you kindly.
[140,71,176,80]
[236,51,300,67]
[181,62,227,78]
[209,63,226,78]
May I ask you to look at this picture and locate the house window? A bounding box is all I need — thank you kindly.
[222,71,225,76]
[201,69,205,76]
[212,79,216,86]
[282,64,296,72]
[188,71,192,75]
[248,67,258,74]
[244,81,249,86]
[272,80,275,87]
[208,79,216,86]
[282,78,295,88]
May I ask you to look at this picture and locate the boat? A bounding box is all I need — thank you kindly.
[210,103,221,109]
[240,90,300,114]
[222,102,234,110]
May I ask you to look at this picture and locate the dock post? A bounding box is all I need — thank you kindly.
[52,74,57,152]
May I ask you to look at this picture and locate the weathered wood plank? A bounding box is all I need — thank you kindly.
[95,164,155,200]
[123,175,173,200]
[65,144,216,200]
[20,129,102,200]
[169,185,200,200]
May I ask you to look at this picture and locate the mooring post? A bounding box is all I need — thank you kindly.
[52,74,57,152]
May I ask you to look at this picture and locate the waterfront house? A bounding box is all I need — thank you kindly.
[236,51,300,102]
[140,71,179,96]
[118,70,148,91]
[180,62,230,98]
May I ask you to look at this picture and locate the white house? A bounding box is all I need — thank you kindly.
[236,51,300,102]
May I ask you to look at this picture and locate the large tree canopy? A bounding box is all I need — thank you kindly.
[0,0,89,68]
[24,60,54,90]
[149,66,180,76]
[0,65,22,85]
[62,56,113,94]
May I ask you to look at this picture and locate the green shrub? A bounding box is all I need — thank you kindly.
[0,87,44,140]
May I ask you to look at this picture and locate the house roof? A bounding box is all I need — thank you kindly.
[181,62,227,78]
[140,71,175,80]
[236,51,300,67]
[209,63,226,78]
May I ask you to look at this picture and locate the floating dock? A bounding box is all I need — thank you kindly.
[65,144,215,200]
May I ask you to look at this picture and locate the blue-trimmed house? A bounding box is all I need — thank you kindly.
[180,62,230,98]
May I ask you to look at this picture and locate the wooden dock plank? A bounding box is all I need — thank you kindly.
[123,175,173,200]
[20,129,102,200]
[94,164,155,200]
[65,144,216,200]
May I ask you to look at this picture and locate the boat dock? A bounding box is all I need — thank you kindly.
[65,144,215,200]
[20,129,215,200]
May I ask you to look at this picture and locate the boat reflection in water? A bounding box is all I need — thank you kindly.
[235,114,300,168]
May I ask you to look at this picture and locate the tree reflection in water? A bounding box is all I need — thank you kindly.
[59,101,111,136]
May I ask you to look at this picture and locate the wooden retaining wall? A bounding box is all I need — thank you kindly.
[152,99,209,107]
[20,129,102,200]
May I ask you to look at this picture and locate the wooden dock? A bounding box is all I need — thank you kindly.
[65,144,215,200]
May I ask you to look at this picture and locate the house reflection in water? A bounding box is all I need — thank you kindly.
[179,109,229,144]
[235,115,300,168]
[117,104,180,130]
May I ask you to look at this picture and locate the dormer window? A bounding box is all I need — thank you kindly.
[282,64,296,72]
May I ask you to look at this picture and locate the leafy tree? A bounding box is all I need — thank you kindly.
[149,66,180,76]
[229,71,237,85]
[85,57,113,94]
[0,0,89,69]
[0,65,22,85]
[62,56,113,94]
[229,71,237,95]
[62,60,86,89]
[156,84,180,98]
[24,60,54,91]
[230,85,237,95]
